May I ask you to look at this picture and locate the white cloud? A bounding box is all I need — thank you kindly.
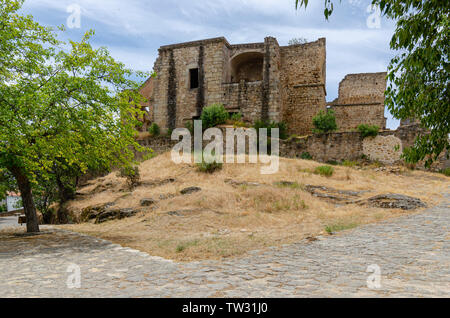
[106,46,156,72]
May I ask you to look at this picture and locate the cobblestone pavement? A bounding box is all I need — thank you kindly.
[0,216,22,229]
[0,192,448,298]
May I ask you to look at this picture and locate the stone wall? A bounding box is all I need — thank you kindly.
[136,124,448,171]
[332,104,386,132]
[136,135,177,161]
[280,39,327,136]
[280,132,364,162]
[222,81,263,121]
[281,124,448,170]
[363,135,403,164]
[329,72,387,131]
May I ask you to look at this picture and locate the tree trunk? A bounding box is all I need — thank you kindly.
[55,175,75,224]
[10,166,40,233]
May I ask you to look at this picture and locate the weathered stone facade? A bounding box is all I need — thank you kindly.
[328,73,387,131]
[140,36,386,136]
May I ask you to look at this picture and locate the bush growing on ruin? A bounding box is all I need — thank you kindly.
[233,121,247,128]
[357,124,380,138]
[288,37,308,45]
[228,113,247,128]
[184,121,194,134]
[300,152,313,160]
[148,123,160,137]
[312,110,338,134]
[200,104,229,129]
[230,113,243,122]
[253,121,288,140]
[276,122,288,140]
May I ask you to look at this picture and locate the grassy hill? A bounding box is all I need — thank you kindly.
[62,152,449,261]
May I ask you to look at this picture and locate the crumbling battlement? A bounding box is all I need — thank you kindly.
[329,72,387,131]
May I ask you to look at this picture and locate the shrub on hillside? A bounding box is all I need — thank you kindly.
[118,165,141,189]
[200,103,229,129]
[357,124,380,138]
[300,152,313,160]
[312,110,338,134]
[342,160,358,167]
[314,165,334,177]
[197,161,223,173]
[440,168,450,177]
[196,152,223,174]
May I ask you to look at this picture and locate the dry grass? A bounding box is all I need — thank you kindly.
[61,152,449,261]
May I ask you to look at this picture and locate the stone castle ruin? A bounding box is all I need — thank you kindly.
[138,36,387,135]
[135,36,448,170]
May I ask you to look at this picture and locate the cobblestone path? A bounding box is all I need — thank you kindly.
[0,192,448,298]
[0,216,21,229]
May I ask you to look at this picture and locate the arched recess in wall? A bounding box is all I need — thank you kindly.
[230,52,264,83]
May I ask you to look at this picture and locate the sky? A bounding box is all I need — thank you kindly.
[21,0,400,129]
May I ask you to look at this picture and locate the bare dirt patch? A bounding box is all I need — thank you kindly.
[61,152,449,261]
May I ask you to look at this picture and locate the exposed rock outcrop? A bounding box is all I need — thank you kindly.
[364,194,427,210]
[180,187,202,195]
[80,203,139,224]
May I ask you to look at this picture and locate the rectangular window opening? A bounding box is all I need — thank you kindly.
[189,68,199,89]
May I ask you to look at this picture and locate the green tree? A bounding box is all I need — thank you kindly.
[0,168,16,201]
[296,0,449,167]
[357,124,380,138]
[0,0,148,232]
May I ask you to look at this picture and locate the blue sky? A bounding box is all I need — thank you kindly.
[21,0,400,129]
